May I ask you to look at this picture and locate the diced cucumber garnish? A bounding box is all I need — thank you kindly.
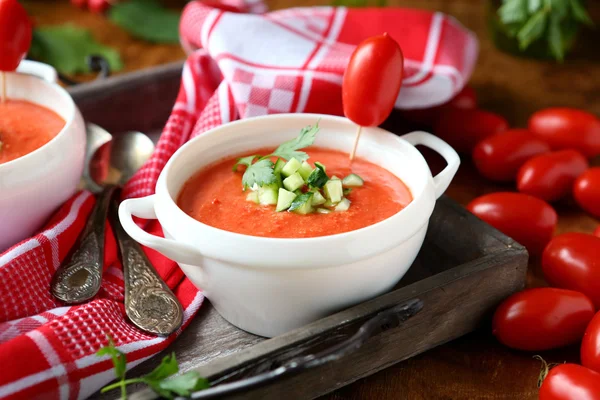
[342,173,364,188]
[334,197,351,212]
[298,161,313,181]
[273,158,286,176]
[330,175,340,180]
[246,191,259,204]
[316,207,331,214]
[283,172,304,192]
[276,188,297,212]
[258,184,279,205]
[311,190,326,205]
[324,179,343,203]
[282,158,302,177]
[307,166,328,188]
[289,193,313,215]
[324,199,337,208]
[314,162,326,172]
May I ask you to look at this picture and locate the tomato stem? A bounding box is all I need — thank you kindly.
[533,355,562,388]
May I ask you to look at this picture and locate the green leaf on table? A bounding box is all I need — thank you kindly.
[517,10,548,50]
[143,353,179,382]
[548,14,565,62]
[109,0,180,44]
[528,0,542,13]
[29,24,123,75]
[498,0,528,24]
[271,122,320,162]
[569,0,594,26]
[158,371,210,397]
[96,337,127,381]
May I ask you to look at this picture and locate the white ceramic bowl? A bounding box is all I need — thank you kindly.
[0,61,86,251]
[119,114,460,337]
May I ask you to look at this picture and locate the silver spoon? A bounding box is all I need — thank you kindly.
[50,129,153,304]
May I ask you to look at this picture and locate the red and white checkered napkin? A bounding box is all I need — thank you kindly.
[0,2,476,399]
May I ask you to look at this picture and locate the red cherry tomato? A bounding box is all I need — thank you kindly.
[434,109,509,153]
[539,364,600,400]
[342,33,404,127]
[472,129,550,182]
[574,168,600,218]
[492,288,595,351]
[88,0,109,13]
[529,108,600,158]
[582,311,600,374]
[0,0,32,71]
[595,226,600,238]
[467,192,557,254]
[402,85,477,126]
[516,150,588,202]
[542,233,600,308]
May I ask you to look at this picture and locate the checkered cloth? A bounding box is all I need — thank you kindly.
[0,2,477,399]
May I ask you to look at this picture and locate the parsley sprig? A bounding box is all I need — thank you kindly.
[497,0,593,61]
[97,337,209,399]
[233,122,320,190]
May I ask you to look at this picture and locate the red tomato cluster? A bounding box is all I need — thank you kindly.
[0,0,32,71]
[411,86,600,397]
[70,0,111,13]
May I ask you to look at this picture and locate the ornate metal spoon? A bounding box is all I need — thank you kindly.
[51,128,155,304]
[109,196,183,336]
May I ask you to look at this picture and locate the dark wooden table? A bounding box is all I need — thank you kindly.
[26,0,600,399]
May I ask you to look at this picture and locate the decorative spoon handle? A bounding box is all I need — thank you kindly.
[109,197,183,337]
[51,185,116,304]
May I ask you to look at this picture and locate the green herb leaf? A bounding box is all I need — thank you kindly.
[109,0,180,44]
[158,371,211,397]
[517,10,548,50]
[288,193,314,211]
[307,165,329,188]
[232,155,258,171]
[528,0,542,13]
[271,122,320,162]
[144,353,179,382]
[96,337,127,381]
[569,0,594,26]
[242,159,277,190]
[499,0,528,24]
[29,25,123,75]
[548,14,565,61]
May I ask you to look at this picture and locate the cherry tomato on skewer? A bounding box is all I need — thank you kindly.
[0,0,32,71]
[342,32,404,127]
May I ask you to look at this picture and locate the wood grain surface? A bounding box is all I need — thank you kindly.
[26,0,600,399]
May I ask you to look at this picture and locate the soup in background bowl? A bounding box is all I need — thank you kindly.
[119,114,460,337]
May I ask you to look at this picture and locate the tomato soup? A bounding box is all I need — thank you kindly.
[0,100,65,164]
[178,147,412,238]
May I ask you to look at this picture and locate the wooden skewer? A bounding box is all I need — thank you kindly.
[349,125,362,161]
[0,72,6,104]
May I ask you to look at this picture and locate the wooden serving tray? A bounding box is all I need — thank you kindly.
[68,63,528,400]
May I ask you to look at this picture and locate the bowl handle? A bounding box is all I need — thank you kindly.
[119,195,204,266]
[16,60,58,83]
[400,131,461,199]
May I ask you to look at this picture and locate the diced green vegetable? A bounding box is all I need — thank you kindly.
[246,191,259,204]
[258,184,278,205]
[343,188,353,196]
[298,161,313,181]
[307,166,328,188]
[323,179,343,203]
[273,158,286,176]
[342,173,364,188]
[294,189,303,196]
[276,188,297,212]
[289,193,314,215]
[314,162,326,172]
[316,207,331,214]
[330,175,340,180]
[323,199,337,208]
[283,172,304,192]
[334,197,351,212]
[281,158,302,177]
[311,190,326,206]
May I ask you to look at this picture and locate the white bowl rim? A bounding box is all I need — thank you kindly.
[0,72,76,171]
[155,113,436,245]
